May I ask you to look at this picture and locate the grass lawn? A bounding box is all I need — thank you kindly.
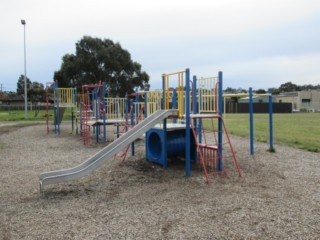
[0,108,74,122]
[221,113,320,152]
[1,109,319,152]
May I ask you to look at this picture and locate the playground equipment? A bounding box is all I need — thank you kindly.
[39,109,178,191]
[46,81,76,135]
[39,68,245,192]
[145,70,241,180]
[77,86,164,146]
[146,123,196,167]
[78,82,127,144]
[79,82,106,144]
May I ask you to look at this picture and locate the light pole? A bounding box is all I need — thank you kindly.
[21,19,28,119]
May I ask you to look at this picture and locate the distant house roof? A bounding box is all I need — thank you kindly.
[277,92,298,97]
[238,95,276,103]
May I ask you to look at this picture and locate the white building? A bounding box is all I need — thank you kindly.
[275,90,320,112]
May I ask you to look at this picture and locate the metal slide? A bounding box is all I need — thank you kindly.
[39,109,178,192]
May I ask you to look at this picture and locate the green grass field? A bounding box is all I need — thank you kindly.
[221,113,320,152]
[0,108,74,121]
[1,109,319,152]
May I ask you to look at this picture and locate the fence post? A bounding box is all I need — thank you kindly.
[249,87,254,155]
[268,89,274,151]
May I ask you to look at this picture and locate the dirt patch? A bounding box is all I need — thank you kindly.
[0,122,39,136]
[0,123,319,239]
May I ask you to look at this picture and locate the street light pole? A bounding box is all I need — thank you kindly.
[21,19,28,119]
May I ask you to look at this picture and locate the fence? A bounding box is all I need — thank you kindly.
[225,103,292,113]
[0,104,50,111]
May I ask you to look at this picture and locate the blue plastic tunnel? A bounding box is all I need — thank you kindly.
[146,128,195,167]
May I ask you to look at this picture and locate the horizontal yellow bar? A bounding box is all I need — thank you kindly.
[58,88,76,90]
[162,70,185,77]
[223,93,271,98]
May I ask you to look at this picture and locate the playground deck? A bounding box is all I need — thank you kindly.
[86,119,126,126]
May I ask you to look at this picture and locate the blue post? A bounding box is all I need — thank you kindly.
[268,88,274,151]
[198,79,203,144]
[144,89,148,161]
[163,118,168,168]
[249,87,254,155]
[103,82,106,143]
[162,74,165,110]
[96,86,100,119]
[185,68,191,177]
[54,84,57,135]
[95,86,99,143]
[162,74,167,167]
[218,71,223,171]
[125,93,128,125]
[192,75,198,163]
[172,89,177,123]
[125,93,129,137]
[192,76,197,114]
[116,95,120,138]
[55,81,60,136]
[130,100,135,156]
[144,89,147,119]
[135,87,139,123]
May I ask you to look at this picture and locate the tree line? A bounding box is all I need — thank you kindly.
[225,81,320,95]
[2,36,149,103]
[2,36,319,103]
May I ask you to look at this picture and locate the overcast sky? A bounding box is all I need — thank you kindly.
[1,0,320,92]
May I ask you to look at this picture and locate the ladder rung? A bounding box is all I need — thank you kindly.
[197,144,218,150]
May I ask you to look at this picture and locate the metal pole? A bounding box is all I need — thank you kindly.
[172,89,177,123]
[249,87,254,155]
[130,100,135,156]
[21,20,28,119]
[162,74,165,110]
[192,75,198,163]
[218,71,223,171]
[102,82,106,142]
[185,68,191,177]
[268,89,274,151]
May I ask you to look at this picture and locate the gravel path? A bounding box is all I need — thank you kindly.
[0,123,319,239]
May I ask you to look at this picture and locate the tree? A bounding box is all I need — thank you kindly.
[28,81,45,103]
[17,74,32,95]
[300,84,320,90]
[54,36,149,97]
[279,82,300,92]
[255,89,267,94]
[224,87,237,93]
[271,88,280,95]
[16,76,45,109]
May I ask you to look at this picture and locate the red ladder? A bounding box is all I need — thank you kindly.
[80,103,90,145]
[80,85,90,145]
[113,105,134,163]
[191,114,242,183]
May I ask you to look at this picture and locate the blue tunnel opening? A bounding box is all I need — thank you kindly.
[147,128,195,166]
[148,132,162,160]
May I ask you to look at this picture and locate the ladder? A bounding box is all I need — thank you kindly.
[191,114,242,183]
[113,105,134,163]
[80,103,90,145]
